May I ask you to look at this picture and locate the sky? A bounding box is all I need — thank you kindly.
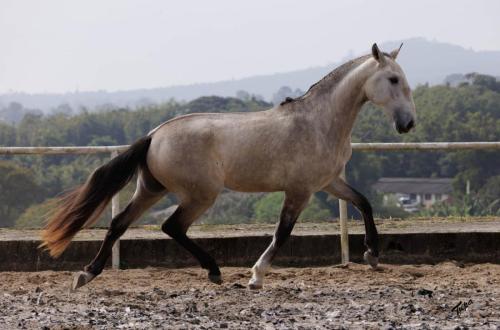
[1,0,499,94]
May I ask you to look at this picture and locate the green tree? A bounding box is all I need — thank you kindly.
[202,192,262,225]
[0,161,44,227]
[16,198,56,228]
[0,122,16,146]
[254,192,332,223]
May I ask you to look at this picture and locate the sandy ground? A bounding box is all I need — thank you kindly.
[0,263,498,329]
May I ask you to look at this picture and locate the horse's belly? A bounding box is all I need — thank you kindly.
[223,174,282,193]
[222,158,335,193]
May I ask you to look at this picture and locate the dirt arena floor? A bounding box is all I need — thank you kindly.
[1,262,498,329]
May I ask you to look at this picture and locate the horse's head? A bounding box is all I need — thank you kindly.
[364,43,416,134]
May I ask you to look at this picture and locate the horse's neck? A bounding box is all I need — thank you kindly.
[320,59,375,145]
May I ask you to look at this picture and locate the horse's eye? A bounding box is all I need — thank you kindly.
[389,76,399,84]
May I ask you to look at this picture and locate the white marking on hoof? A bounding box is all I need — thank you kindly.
[71,271,96,292]
[208,274,223,285]
[363,251,379,269]
[248,277,263,290]
[249,263,267,290]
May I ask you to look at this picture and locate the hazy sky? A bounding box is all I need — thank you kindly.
[1,0,499,93]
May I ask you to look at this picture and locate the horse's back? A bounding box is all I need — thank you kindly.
[145,111,276,194]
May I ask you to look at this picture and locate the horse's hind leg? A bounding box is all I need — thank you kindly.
[249,192,310,289]
[72,171,166,291]
[161,196,221,284]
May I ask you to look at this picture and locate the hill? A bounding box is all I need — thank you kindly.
[1,37,500,112]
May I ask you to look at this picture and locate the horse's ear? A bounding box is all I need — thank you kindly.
[371,43,386,66]
[390,43,403,60]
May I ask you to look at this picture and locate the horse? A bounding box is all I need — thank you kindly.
[40,43,416,291]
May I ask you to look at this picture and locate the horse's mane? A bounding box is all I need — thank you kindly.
[280,54,372,106]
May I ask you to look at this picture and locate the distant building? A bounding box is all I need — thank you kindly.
[373,177,453,212]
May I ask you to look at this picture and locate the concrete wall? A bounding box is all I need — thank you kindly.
[0,232,498,272]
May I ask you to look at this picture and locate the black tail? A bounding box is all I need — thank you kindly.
[40,136,152,257]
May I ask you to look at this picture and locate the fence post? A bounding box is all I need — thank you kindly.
[111,150,121,269]
[339,167,349,265]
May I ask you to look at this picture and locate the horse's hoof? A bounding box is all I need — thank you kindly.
[71,271,96,292]
[248,279,263,290]
[208,274,223,285]
[363,251,379,269]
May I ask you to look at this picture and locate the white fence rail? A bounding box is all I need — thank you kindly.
[1,141,499,268]
[1,142,499,155]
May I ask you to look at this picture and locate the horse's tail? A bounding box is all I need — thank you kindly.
[40,136,152,257]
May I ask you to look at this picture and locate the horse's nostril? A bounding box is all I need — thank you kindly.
[406,120,415,131]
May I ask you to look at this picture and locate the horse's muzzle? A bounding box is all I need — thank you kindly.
[394,112,415,134]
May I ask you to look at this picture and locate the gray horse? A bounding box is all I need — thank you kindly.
[41,43,416,291]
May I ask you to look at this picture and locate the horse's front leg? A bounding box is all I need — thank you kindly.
[249,192,311,289]
[323,177,379,268]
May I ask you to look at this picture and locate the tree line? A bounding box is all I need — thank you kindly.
[0,73,498,227]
